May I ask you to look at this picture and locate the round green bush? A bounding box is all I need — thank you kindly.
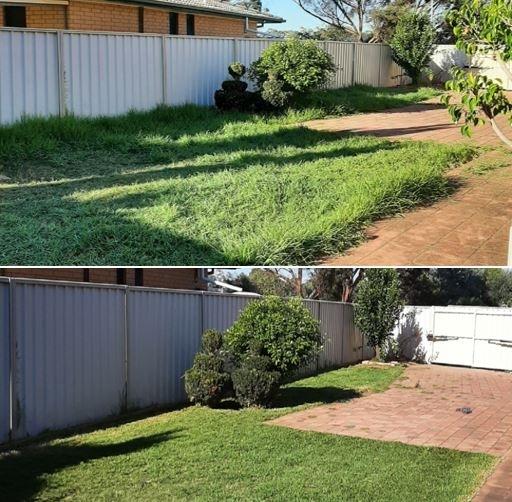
[249,39,336,94]
[184,329,232,407]
[184,367,231,407]
[261,74,293,108]
[232,354,281,407]
[221,80,249,93]
[225,296,321,374]
[200,329,224,353]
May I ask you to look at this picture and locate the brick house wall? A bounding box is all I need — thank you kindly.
[0,268,207,290]
[1,0,260,36]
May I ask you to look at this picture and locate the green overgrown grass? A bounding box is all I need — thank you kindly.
[0,86,470,265]
[0,365,495,501]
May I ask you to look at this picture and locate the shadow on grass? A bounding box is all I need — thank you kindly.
[272,386,362,409]
[0,430,179,502]
[0,131,406,265]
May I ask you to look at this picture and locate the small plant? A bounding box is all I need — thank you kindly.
[389,11,435,85]
[249,39,335,108]
[354,269,404,353]
[225,296,321,375]
[184,330,232,407]
[214,61,252,112]
[228,62,247,81]
[232,354,281,407]
[261,74,293,109]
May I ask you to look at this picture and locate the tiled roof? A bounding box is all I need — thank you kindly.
[143,0,284,22]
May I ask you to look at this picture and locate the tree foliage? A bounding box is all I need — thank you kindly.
[442,0,512,148]
[225,296,321,374]
[389,11,436,84]
[249,39,335,95]
[309,268,364,302]
[292,0,378,42]
[354,269,403,350]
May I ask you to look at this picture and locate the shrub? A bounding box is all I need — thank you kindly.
[225,296,321,375]
[249,39,335,95]
[228,62,246,81]
[232,354,281,407]
[354,269,404,352]
[214,62,253,112]
[184,330,231,407]
[261,74,293,109]
[390,11,435,85]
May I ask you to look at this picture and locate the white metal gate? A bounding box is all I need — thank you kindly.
[431,307,512,371]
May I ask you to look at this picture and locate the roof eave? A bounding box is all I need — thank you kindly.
[119,0,285,23]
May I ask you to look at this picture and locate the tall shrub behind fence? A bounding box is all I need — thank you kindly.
[0,279,10,443]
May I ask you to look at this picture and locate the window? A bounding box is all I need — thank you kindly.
[138,7,144,33]
[186,14,195,36]
[169,12,178,35]
[116,269,127,285]
[135,269,144,287]
[4,6,26,28]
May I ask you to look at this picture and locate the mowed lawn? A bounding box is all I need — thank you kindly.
[0,86,473,265]
[0,365,495,501]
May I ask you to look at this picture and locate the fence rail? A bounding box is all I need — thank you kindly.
[0,28,404,125]
[0,278,372,443]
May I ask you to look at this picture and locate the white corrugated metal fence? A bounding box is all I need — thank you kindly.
[0,28,402,125]
[0,278,371,443]
[0,279,9,443]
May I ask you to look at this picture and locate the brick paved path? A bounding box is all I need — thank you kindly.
[270,365,512,500]
[306,100,512,266]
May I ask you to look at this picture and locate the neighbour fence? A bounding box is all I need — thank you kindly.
[394,305,512,372]
[0,28,404,125]
[0,278,373,443]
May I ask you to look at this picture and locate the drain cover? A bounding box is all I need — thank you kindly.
[456,407,473,414]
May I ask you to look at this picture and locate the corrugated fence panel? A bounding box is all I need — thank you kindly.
[0,29,60,124]
[321,42,354,88]
[202,293,254,332]
[354,43,383,86]
[235,38,274,90]
[127,289,203,409]
[0,280,9,443]
[167,36,235,106]
[11,281,126,439]
[318,302,344,370]
[341,304,364,365]
[64,32,164,117]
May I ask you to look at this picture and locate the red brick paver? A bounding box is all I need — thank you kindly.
[306,99,512,266]
[271,365,512,456]
[271,365,512,499]
[306,101,509,148]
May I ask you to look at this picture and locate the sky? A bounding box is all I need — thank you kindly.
[262,0,321,30]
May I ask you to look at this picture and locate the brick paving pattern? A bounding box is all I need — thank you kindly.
[270,364,512,500]
[306,100,512,266]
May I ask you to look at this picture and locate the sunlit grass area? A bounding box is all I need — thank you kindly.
[0,364,495,501]
[0,86,469,265]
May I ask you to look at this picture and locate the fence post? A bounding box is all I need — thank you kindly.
[56,31,67,116]
[123,286,129,412]
[378,44,383,87]
[232,38,238,63]
[8,279,17,440]
[161,36,168,105]
[351,43,357,86]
